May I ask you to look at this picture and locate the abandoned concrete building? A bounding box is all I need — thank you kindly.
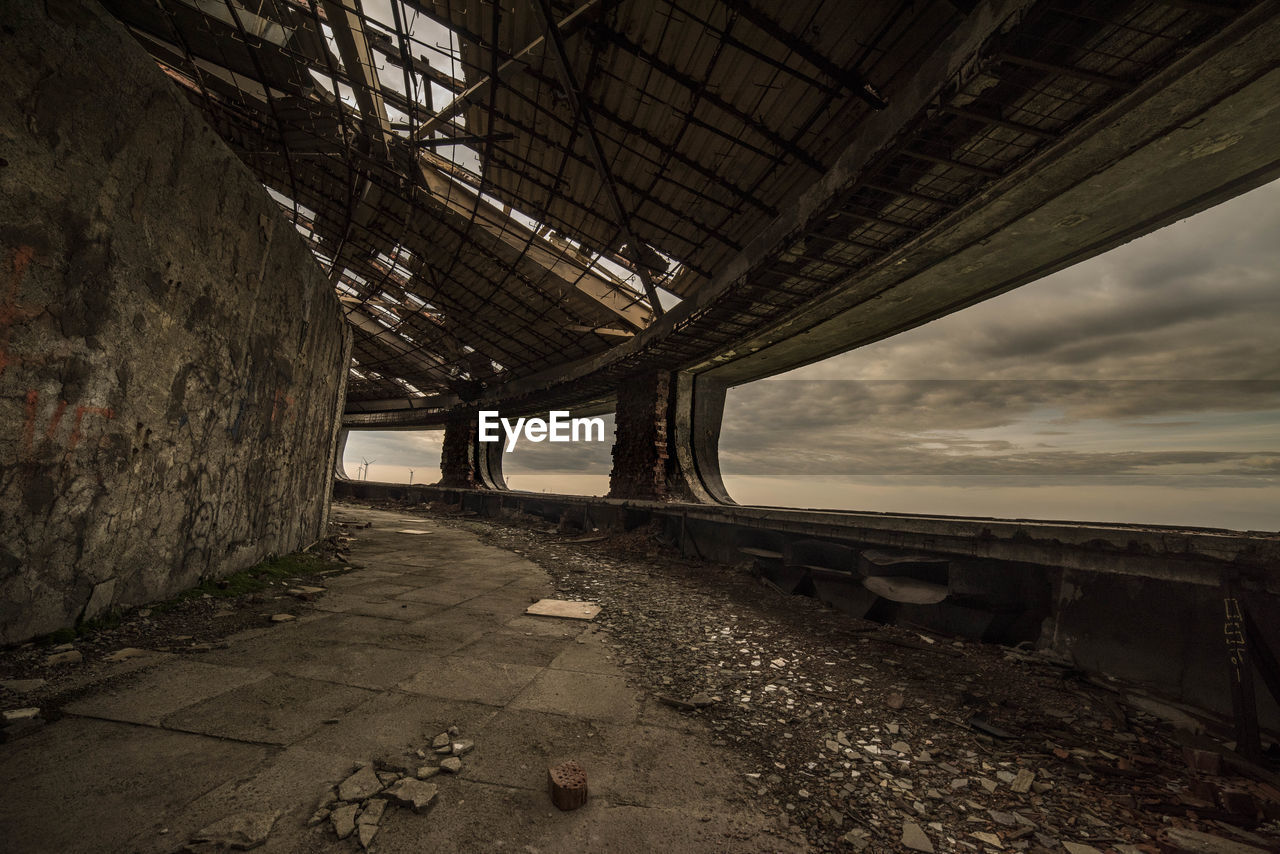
[2,0,1280,850]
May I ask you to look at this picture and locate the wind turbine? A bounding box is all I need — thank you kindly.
[409,469,415,485]
[361,458,375,480]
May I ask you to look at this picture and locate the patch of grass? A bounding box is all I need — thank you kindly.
[151,551,335,612]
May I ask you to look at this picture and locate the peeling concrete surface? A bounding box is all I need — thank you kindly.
[0,0,349,642]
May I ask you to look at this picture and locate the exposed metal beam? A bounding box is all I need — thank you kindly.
[411,0,600,142]
[531,0,664,316]
[320,0,393,152]
[719,0,888,110]
[414,132,515,148]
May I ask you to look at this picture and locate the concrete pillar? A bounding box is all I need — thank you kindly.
[607,371,730,503]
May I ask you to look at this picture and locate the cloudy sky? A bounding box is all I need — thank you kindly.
[346,179,1280,531]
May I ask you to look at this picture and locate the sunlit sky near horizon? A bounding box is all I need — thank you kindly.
[344,179,1280,532]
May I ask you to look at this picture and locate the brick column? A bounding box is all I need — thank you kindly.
[438,410,479,488]
[608,372,674,500]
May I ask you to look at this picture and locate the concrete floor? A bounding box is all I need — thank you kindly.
[0,506,800,853]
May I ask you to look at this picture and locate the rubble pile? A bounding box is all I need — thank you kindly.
[306,725,474,850]
[453,509,1280,854]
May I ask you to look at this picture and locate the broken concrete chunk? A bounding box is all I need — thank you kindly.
[901,820,934,853]
[439,757,463,774]
[356,799,386,826]
[1062,843,1104,854]
[45,650,83,666]
[451,739,474,756]
[375,771,400,786]
[330,804,359,840]
[385,779,439,813]
[971,831,1003,848]
[1010,767,1035,793]
[416,766,440,779]
[337,765,384,802]
[83,577,117,621]
[431,732,451,749]
[190,809,279,850]
[357,823,377,850]
[2,707,40,723]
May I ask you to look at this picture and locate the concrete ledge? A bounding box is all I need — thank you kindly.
[333,480,1279,592]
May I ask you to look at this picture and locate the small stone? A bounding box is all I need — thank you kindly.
[417,766,440,779]
[190,809,280,850]
[45,650,83,666]
[330,804,359,839]
[138,609,152,617]
[357,799,386,826]
[104,647,148,662]
[375,771,400,786]
[901,820,934,853]
[269,613,295,623]
[1010,768,1035,793]
[432,732,450,747]
[798,789,810,799]
[447,726,459,736]
[977,776,998,793]
[451,739,474,756]
[384,779,439,813]
[338,766,383,802]
[886,692,905,710]
[988,810,1016,826]
[972,831,1003,848]
[51,643,74,653]
[439,757,462,774]
[891,741,911,754]
[2,708,40,723]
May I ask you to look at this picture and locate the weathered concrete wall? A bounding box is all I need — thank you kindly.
[0,0,350,643]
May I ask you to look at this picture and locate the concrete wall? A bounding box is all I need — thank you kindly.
[0,0,350,643]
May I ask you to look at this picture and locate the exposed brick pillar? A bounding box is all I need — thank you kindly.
[608,372,674,500]
[438,410,479,488]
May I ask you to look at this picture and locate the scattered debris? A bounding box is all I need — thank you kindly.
[445,503,1280,853]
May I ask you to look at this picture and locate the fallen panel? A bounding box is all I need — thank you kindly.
[525,599,601,620]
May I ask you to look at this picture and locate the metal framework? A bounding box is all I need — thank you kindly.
[101,0,1255,413]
